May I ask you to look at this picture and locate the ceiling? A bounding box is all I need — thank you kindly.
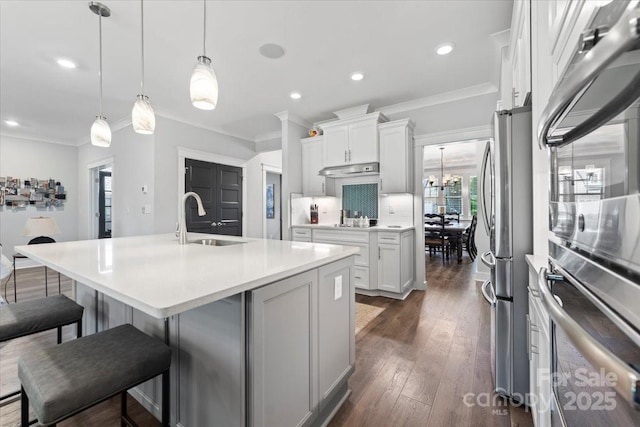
[0,1,512,146]
[423,141,481,171]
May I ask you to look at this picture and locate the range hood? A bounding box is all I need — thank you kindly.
[318,162,379,177]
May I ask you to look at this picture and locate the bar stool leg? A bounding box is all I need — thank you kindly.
[20,387,28,427]
[13,256,17,303]
[120,391,127,427]
[57,326,62,344]
[58,273,61,295]
[162,370,170,427]
[77,318,83,338]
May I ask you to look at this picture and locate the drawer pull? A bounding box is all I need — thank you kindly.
[355,276,362,279]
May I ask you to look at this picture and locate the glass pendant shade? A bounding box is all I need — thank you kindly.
[91,116,111,147]
[132,95,155,134]
[190,56,218,110]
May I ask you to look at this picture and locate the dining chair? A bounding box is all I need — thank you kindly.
[462,215,478,260]
[424,214,450,263]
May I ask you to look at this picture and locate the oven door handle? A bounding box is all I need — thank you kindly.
[538,268,640,410]
[537,5,640,149]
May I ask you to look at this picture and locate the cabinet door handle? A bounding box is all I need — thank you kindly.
[378,247,381,260]
[344,150,347,162]
[380,178,383,191]
[349,149,352,162]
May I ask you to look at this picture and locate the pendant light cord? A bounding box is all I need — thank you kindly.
[140,0,145,94]
[203,0,207,55]
[98,8,103,116]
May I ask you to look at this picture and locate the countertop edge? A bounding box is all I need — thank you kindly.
[16,244,360,319]
[291,224,415,232]
[525,254,549,273]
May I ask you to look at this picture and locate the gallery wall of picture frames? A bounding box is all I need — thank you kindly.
[0,176,67,211]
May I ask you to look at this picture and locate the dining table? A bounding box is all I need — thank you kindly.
[424,220,471,263]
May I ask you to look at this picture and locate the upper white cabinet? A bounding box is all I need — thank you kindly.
[301,136,335,197]
[378,119,415,193]
[320,112,385,167]
[510,0,531,107]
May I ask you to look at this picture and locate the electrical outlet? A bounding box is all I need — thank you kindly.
[389,205,395,214]
[322,206,327,214]
[334,276,342,300]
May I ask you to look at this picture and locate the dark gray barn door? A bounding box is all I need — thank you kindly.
[185,159,243,236]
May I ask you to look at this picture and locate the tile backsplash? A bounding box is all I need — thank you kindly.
[342,183,378,218]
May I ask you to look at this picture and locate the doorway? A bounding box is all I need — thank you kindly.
[265,172,282,240]
[185,158,243,236]
[89,160,113,240]
[98,170,112,238]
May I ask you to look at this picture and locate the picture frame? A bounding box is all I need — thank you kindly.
[266,184,275,219]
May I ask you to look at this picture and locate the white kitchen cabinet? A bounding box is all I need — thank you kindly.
[317,259,354,407]
[510,0,531,107]
[312,230,374,290]
[291,227,312,242]
[250,270,319,427]
[301,136,335,197]
[249,258,355,427]
[528,264,551,427]
[378,119,415,193]
[376,231,414,293]
[320,112,385,167]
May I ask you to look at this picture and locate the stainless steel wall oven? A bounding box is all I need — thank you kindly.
[538,1,640,426]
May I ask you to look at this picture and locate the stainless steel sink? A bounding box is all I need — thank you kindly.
[189,239,246,246]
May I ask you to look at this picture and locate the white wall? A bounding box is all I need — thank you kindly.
[244,150,282,238]
[0,136,78,261]
[389,92,498,135]
[77,125,155,240]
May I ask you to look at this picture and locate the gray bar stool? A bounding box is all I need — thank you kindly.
[0,294,84,405]
[19,323,171,426]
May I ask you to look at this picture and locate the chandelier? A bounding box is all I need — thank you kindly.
[427,147,461,190]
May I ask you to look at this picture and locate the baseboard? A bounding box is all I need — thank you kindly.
[474,271,489,284]
[355,287,414,300]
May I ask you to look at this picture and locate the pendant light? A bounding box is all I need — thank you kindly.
[89,2,111,147]
[132,0,155,134]
[190,0,218,110]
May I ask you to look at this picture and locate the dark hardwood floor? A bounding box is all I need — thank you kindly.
[1,255,533,427]
[329,254,533,427]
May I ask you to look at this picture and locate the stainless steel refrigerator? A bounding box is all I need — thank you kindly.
[480,105,532,403]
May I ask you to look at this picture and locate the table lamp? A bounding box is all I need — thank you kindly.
[23,217,61,244]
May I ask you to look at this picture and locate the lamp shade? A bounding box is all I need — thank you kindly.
[91,116,112,147]
[190,56,218,110]
[23,217,61,237]
[132,95,156,134]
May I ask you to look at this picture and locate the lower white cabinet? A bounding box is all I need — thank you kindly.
[290,227,415,298]
[528,266,551,427]
[377,231,414,293]
[249,258,354,427]
[250,270,318,427]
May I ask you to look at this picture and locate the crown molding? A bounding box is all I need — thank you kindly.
[274,111,312,129]
[254,130,282,143]
[0,131,77,147]
[376,83,498,116]
[414,125,492,146]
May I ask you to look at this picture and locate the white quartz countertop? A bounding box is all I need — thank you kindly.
[16,233,359,319]
[291,224,414,232]
[525,254,549,273]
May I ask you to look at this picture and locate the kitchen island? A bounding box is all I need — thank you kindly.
[16,233,358,427]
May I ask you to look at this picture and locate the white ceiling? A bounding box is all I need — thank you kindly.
[423,140,481,171]
[0,0,512,146]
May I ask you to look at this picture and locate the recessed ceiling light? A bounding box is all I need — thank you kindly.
[350,72,364,81]
[259,43,285,59]
[436,43,454,55]
[56,58,77,69]
[4,120,19,127]
[290,92,301,100]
